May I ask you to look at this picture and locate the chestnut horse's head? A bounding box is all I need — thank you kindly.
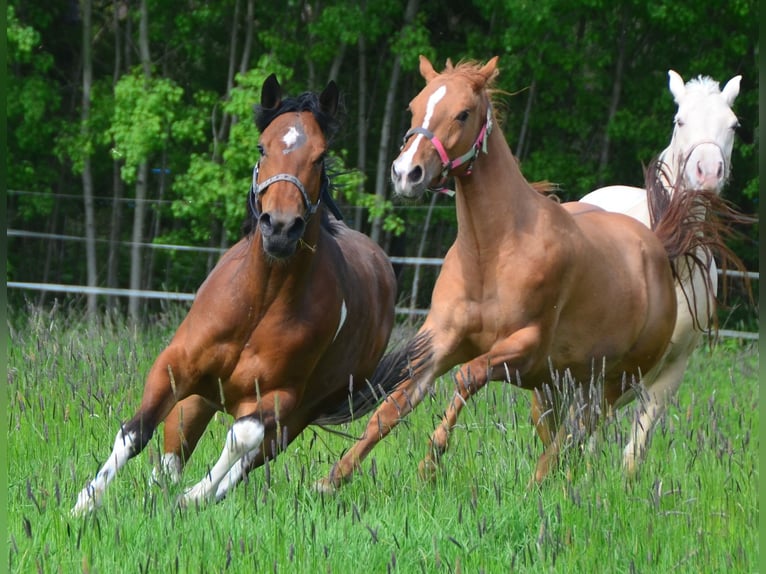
[248,74,340,259]
[391,55,499,199]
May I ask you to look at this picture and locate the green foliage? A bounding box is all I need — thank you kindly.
[110,71,202,183]
[5,0,758,312]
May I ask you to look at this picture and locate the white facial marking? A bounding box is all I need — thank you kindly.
[332,300,348,342]
[181,418,265,506]
[395,85,447,174]
[282,124,306,154]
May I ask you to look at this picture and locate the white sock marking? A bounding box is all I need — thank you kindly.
[182,419,265,506]
[72,430,136,515]
[152,452,183,485]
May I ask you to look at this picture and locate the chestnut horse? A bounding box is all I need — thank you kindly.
[73,75,397,514]
[580,70,748,475]
[315,56,706,491]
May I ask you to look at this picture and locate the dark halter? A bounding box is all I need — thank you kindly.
[248,161,344,222]
[401,101,494,192]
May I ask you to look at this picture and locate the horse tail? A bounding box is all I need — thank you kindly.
[646,156,755,330]
[313,330,433,425]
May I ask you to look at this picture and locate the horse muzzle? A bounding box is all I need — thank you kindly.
[684,142,727,193]
[258,211,306,259]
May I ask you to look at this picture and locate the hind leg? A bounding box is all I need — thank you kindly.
[623,352,688,477]
[530,377,605,484]
[153,396,218,484]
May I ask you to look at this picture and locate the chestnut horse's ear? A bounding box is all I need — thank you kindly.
[419,55,438,82]
[479,56,499,84]
[445,58,454,70]
[320,80,340,117]
[261,73,282,110]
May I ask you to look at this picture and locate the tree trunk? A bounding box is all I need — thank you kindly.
[106,0,124,312]
[80,0,97,317]
[597,14,627,186]
[369,0,419,244]
[354,28,368,232]
[128,0,152,321]
[408,190,438,319]
[516,78,536,160]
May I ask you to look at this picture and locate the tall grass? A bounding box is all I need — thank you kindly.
[7,305,758,573]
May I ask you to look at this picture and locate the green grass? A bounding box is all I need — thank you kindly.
[7,305,759,573]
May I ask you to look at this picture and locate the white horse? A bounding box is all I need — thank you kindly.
[580,69,742,475]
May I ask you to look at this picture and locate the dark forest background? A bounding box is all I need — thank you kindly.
[7,0,759,328]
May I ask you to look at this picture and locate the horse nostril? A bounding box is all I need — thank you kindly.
[696,161,704,179]
[258,213,273,236]
[286,217,306,242]
[717,163,723,179]
[408,166,423,184]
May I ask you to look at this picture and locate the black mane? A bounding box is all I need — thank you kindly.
[242,91,344,237]
[254,91,341,141]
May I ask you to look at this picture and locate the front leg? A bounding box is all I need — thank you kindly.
[314,362,439,492]
[180,390,299,506]
[419,326,542,480]
[72,346,191,516]
[154,395,218,485]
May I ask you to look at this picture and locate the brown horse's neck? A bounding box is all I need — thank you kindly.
[452,123,544,256]
[244,220,323,307]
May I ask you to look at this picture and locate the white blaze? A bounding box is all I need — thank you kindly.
[395,85,447,174]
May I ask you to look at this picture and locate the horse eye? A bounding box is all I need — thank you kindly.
[257,144,265,156]
[732,121,741,131]
[674,118,685,128]
[456,110,470,123]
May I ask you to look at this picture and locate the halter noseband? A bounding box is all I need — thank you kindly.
[248,162,344,222]
[401,101,494,192]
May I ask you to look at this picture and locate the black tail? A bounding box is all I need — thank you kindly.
[646,157,755,330]
[313,330,433,425]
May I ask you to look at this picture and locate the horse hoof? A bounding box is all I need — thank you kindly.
[71,485,102,517]
[312,477,339,494]
[418,458,439,482]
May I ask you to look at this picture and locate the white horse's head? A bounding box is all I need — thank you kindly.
[664,70,741,194]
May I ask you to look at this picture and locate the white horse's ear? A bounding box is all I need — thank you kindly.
[721,75,742,107]
[668,70,686,103]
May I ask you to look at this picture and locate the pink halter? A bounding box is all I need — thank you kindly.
[401,101,493,192]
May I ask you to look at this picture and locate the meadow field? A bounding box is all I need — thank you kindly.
[7,304,759,573]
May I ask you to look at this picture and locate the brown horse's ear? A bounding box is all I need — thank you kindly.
[320,80,340,117]
[479,56,499,84]
[419,55,438,82]
[261,73,282,110]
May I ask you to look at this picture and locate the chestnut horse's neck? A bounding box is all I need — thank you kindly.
[452,117,546,255]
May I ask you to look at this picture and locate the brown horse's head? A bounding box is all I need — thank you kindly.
[248,74,340,259]
[391,55,499,199]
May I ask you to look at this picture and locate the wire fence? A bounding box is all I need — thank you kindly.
[7,228,758,340]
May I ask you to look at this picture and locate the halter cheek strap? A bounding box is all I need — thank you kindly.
[401,102,494,192]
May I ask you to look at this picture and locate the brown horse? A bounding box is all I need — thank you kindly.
[73,75,397,514]
[315,56,704,491]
